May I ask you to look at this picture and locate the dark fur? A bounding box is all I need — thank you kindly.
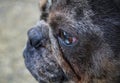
[23,0,120,83]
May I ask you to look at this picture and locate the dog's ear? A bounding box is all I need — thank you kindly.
[39,0,52,21]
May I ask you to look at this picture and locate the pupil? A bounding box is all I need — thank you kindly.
[58,29,77,45]
[64,37,73,45]
[65,39,70,45]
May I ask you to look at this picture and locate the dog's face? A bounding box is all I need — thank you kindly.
[23,0,120,83]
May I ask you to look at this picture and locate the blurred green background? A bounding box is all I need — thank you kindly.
[0,0,39,83]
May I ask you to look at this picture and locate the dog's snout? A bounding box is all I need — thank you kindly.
[28,28,43,48]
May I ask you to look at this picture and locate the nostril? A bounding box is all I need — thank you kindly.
[28,28,42,48]
[30,38,42,48]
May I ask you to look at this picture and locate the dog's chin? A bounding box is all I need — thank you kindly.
[23,42,68,83]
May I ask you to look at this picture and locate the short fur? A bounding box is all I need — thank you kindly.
[23,0,120,83]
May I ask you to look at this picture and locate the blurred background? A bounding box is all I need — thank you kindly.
[0,0,39,83]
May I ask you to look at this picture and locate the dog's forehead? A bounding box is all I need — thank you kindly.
[47,10,80,38]
[39,0,81,10]
[39,0,84,36]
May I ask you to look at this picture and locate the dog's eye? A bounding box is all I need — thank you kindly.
[58,29,78,46]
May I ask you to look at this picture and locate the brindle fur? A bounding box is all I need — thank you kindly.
[23,0,120,83]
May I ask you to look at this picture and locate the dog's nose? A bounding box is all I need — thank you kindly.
[28,28,42,48]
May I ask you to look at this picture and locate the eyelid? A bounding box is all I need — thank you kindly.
[59,29,72,37]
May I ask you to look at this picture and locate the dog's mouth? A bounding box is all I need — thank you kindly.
[23,21,81,83]
[23,41,68,83]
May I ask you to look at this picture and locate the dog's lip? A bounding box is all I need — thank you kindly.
[38,68,67,82]
[23,41,68,82]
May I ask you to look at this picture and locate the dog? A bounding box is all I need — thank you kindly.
[23,0,120,83]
